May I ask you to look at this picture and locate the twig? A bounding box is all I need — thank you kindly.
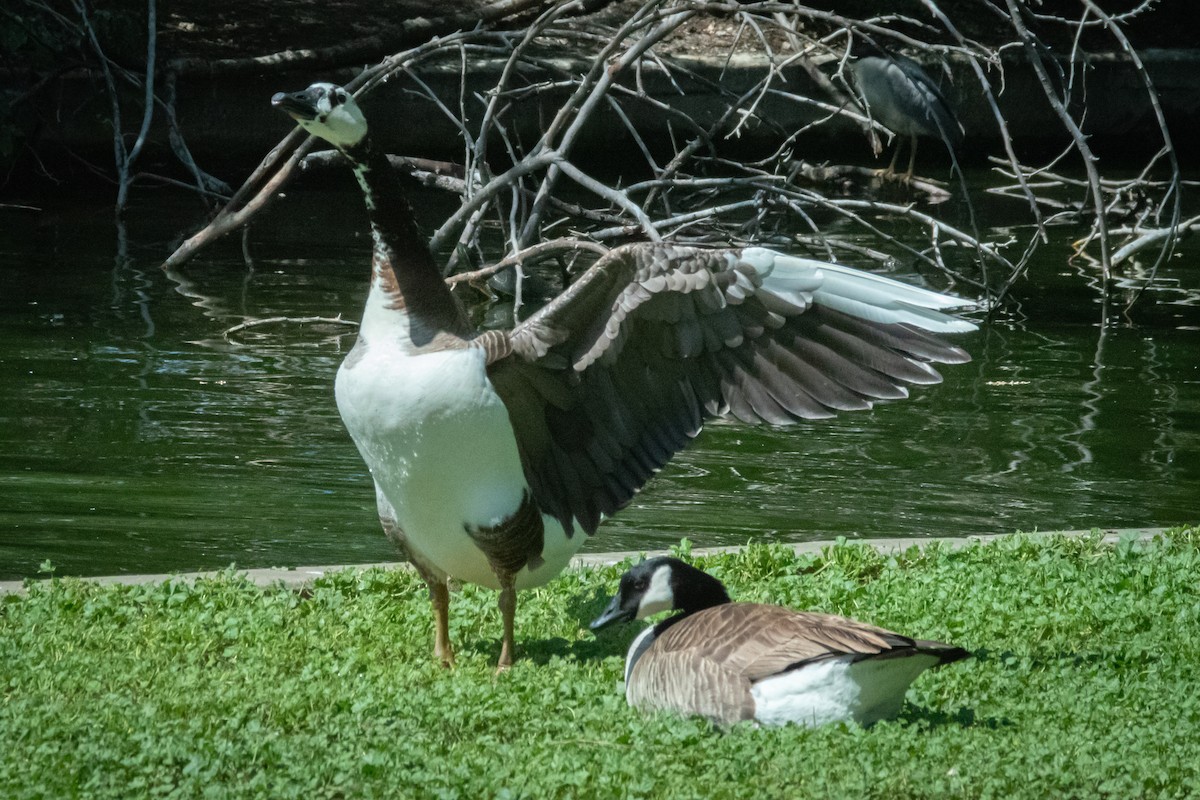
[1004,0,1111,286]
[446,238,610,286]
[222,316,359,340]
[1108,215,1200,266]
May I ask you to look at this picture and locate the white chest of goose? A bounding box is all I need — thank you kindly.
[591,557,969,726]
[272,82,977,669]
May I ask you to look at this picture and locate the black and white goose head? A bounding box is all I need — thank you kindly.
[271,83,368,150]
[590,556,731,631]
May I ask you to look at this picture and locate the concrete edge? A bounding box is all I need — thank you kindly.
[0,527,1172,597]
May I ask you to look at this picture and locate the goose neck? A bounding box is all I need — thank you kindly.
[343,137,468,344]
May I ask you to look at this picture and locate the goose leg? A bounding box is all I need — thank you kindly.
[377,493,455,666]
[430,579,455,667]
[409,559,455,667]
[496,572,517,671]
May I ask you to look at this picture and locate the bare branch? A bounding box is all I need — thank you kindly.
[446,238,611,287]
[138,0,1184,321]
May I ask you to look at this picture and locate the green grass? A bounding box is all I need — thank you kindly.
[3,528,1200,799]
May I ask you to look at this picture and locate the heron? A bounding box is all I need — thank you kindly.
[848,48,964,180]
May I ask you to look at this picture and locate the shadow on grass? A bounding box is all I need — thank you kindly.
[972,646,1122,671]
[459,586,636,665]
[897,704,1013,730]
[521,634,627,665]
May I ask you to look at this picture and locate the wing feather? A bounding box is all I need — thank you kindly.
[485,243,975,536]
[651,604,915,683]
[627,647,756,727]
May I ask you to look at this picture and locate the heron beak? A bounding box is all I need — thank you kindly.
[271,89,320,121]
[589,595,634,631]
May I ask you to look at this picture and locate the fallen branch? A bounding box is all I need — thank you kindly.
[165,0,564,77]
[222,315,359,341]
[446,238,610,287]
[1106,215,1200,267]
[163,135,315,270]
[137,0,1185,319]
[789,160,951,204]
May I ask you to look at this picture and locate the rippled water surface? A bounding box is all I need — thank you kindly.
[1,188,1197,580]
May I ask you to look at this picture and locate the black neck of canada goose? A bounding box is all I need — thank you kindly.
[341,134,471,344]
[663,558,732,616]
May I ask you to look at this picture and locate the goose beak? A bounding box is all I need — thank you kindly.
[271,89,319,121]
[589,595,634,631]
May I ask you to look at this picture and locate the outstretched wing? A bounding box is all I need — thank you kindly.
[483,243,975,537]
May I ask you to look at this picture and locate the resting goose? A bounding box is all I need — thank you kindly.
[591,557,970,727]
[271,82,976,669]
[849,49,964,179]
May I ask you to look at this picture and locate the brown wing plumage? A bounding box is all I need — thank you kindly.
[627,603,964,726]
[484,243,974,536]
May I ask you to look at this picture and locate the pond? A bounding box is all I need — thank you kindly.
[1,182,1197,581]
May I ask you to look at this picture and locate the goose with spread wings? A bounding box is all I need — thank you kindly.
[271,82,977,669]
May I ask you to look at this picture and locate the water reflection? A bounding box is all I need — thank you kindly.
[0,190,1196,580]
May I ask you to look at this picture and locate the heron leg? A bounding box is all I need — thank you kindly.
[885,139,902,176]
[905,135,919,180]
[496,572,517,672]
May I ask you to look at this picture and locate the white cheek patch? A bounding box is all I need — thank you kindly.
[297,100,367,149]
[635,565,675,619]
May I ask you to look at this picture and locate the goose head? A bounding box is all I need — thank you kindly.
[590,556,731,631]
[271,82,367,150]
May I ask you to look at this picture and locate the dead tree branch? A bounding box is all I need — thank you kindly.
[141,0,1186,320]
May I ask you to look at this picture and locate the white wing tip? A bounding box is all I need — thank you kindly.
[734,248,979,333]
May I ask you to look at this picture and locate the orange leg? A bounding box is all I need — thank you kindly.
[496,573,517,672]
[430,579,455,668]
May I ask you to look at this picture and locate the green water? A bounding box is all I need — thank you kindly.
[1,189,1197,580]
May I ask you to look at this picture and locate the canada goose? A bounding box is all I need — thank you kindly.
[591,557,970,727]
[271,82,976,669]
[849,49,964,179]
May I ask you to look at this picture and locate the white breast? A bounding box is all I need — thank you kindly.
[623,627,658,689]
[335,334,584,589]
